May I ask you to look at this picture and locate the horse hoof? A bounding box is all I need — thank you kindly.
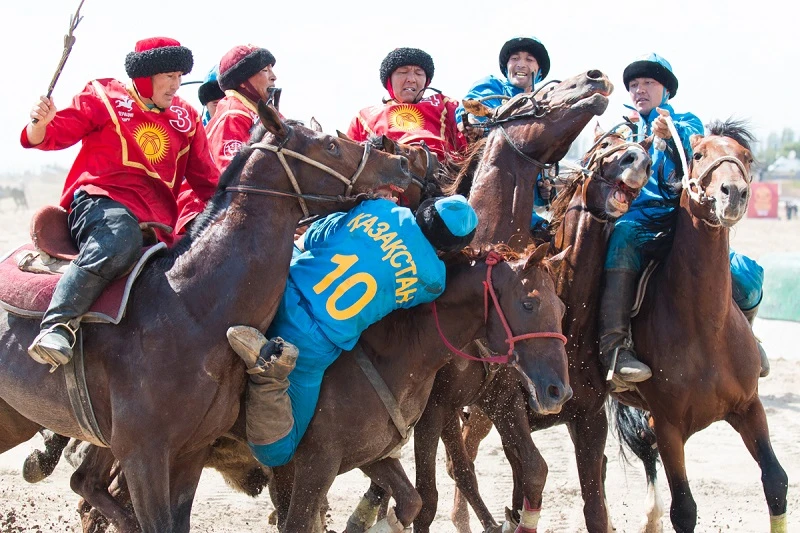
[22,450,50,483]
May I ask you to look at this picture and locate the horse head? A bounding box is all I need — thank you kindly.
[229,103,412,218]
[479,244,572,415]
[463,69,613,164]
[685,119,755,227]
[371,136,442,209]
[580,122,652,219]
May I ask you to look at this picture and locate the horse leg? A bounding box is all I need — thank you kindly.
[22,429,70,483]
[411,401,449,533]
[269,462,295,529]
[283,458,337,533]
[168,446,210,533]
[116,443,174,533]
[441,413,500,531]
[345,481,388,532]
[567,412,613,532]
[452,407,493,531]
[0,398,40,454]
[70,445,138,532]
[361,458,422,530]
[650,420,696,533]
[726,397,788,532]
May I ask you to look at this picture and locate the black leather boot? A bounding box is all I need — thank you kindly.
[599,270,652,386]
[741,305,769,378]
[28,264,108,370]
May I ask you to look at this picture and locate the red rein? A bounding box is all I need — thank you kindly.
[431,251,567,364]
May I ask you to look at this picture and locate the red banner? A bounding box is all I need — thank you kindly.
[747,182,779,218]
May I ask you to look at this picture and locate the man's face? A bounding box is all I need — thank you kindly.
[390,65,427,103]
[206,99,221,119]
[247,64,278,101]
[628,77,665,115]
[506,50,539,91]
[150,72,182,109]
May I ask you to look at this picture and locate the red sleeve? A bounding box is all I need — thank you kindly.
[207,109,255,173]
[183,119,219,203]
[445,99,468,155]
[20,83,100,150]
[346,114,368,142]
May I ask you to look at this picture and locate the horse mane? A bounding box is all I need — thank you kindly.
[442,137,487,198]
[707,118,756,154]
[546,171,585,236]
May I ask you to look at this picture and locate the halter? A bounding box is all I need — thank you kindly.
[225,125,374,218]
[684,155,750,207]
[407,140,438,189]
[430,251,567,365]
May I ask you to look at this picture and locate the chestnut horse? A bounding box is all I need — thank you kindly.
[612,120,788,533]
[0,102,411,533]
[405,124,652,533]
[269,244,570,531]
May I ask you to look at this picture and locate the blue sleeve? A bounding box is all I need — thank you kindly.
[455,75,509,125]
[673,112,704,157]
[302,211,348,252]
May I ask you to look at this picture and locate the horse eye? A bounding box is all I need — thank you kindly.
[600,142,609,149]
[693,152,703,161]
[523,301,535,311]
[328,142,337,152]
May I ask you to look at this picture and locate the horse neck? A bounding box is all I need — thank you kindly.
[167,195,303,332]
[661,192,732,319]
[552,184,612,351]
[469,135,537,250]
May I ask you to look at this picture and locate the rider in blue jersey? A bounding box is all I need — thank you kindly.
[226,194,478,467]
[600,54,769,387]
[455,36,554,235]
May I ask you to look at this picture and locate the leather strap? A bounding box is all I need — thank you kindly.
[353,346,411,440]
[63,330,110,447]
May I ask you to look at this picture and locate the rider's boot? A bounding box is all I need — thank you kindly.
[599,270,652,386]
[741,305,769,378]
[226,326,298,444]
[28,264,107,370]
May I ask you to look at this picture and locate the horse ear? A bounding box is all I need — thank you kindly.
[309,116,323,132]
[594,121,605,139]
[381,135,398,154]
[525,242,550,270]
[690,134,704,151]
[257,101,287,138]
[546,245,572,274]
[462,99,492,118]
[336,130,352,140]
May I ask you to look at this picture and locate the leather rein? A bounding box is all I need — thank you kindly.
[225,125,373,218]
[430,251,567,365]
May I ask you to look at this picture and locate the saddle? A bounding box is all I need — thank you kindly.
[0,206,166,324]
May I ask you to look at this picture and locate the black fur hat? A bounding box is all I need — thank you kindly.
[198,79,225,106]
[499,36,550,79]
[379,47,434,87]
[124,37,193,78]
[623,54,679,98]
[218,45,276,91]
[416,196,478,253]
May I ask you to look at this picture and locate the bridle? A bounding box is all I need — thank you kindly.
[225,125,374,218]
[430,251,567,365]
[684,154,750,207]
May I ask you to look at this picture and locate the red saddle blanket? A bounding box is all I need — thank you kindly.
[0,243,165,324]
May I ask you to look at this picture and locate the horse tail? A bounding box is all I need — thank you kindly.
[608,398,659,483]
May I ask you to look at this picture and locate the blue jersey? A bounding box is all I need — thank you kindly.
[455,74,525,127]
[290,198,446,350]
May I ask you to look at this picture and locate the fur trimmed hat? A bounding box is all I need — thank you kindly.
[499,36,550,80]
[623,53,679,98]
[124,37,193,79]
[218,45,276,91]
[379,47,435,88]
[416,195,478,253]
[198,65,224,106]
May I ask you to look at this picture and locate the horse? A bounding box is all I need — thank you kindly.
[0,101,411,533]
[397,124,652,533]
[0,184,28,211]
[611,119,788,533]
[267,244,570,531]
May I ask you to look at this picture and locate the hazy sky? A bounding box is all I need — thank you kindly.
[3,0,797,174]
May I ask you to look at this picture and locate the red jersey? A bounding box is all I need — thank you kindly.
[206,90,259,173]
[20,79,218,246]
[346,93,467,160]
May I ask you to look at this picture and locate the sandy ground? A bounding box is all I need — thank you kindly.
[0,180,799,532]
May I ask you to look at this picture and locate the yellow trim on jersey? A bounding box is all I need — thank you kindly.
[224,90,259,115]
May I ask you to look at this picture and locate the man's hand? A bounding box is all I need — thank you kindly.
[537,177,554,202]
[651,107,672,139]
[26,96,57,146]
[294,224,308,242]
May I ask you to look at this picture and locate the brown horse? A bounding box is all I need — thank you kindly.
[403,124,652,533]
[612,120,788,533]
[268,244,570,531]
[0,102,411,533]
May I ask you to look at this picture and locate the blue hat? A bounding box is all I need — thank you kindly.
[198,65,224,106]
[416,195,478,252]
[623,53,679,98]
[499,36,550,82]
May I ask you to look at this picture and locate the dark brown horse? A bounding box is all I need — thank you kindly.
[611,120,788,533]
[405,124,652,533]
[268,244,570,532]
[0,102,411,533]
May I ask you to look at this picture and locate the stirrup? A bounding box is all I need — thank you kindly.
[28,323,78,372]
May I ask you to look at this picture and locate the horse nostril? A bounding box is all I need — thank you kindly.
[620,154,635,167]
[587,70,602,80]
[547,384,562,402]
[720,184,730,196]
[399,157,409,174]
